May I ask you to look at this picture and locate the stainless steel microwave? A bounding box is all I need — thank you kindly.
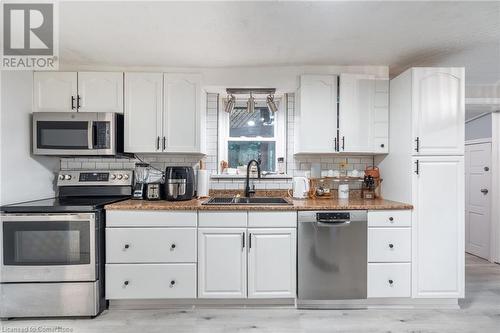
[33,112,123,156]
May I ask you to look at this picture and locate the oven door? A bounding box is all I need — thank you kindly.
[0,213,96,283]
[32,112,116,155]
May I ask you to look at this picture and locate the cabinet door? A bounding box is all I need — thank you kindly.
[295,75,337,153]
[78,72,123,113]
[412,68,464,155]
[339,73,376,153]
[124,73,163,153]
[198,228,247,298]
[412,156,464,298]
[163,73,201,153]
[33,72,77,112]
[248,228,296,298]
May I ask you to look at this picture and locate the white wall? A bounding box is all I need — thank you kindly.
[0,71,59,205]
[465,113,492,141]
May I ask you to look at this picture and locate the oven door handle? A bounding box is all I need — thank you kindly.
[0,213,95,222]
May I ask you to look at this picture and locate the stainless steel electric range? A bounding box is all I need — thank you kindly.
[0,170,132,319]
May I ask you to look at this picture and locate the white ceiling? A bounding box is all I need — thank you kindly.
[59,1,500,85]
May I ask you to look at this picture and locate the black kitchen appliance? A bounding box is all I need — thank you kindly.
[164,166,195,201]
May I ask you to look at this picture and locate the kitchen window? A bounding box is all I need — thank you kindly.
[218,97,286,173]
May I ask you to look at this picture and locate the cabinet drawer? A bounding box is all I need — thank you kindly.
[248,212,296,228]
[106,264,196,299]
[106,210,197,227]
[106,228,196,263]
[368,263,411,298]
[368,228,411,262]
[368,210,411,227]
[198,211,247,227]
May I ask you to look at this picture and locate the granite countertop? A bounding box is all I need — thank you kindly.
[105,197,412,211]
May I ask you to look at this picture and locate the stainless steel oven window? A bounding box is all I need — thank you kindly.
[3,220,91,266]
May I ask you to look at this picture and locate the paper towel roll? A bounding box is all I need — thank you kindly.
[197,169,209,198]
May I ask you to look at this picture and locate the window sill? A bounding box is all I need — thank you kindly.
[211,174,292,180]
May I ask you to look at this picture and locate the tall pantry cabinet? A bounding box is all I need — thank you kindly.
[379,67,465,299]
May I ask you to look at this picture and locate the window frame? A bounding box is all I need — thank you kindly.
[218,96,286,173]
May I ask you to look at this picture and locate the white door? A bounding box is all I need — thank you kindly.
[163,73,201,153]
[412,155,465,298]
[339,73,375,153]
[295,75,338,153]
[465,142,491,259]
[198,228,247,298]
[124,73,163,153]
[33,72,77,112]
[77,72,123,113]
[247,228,296,298]
[412,68,464,156]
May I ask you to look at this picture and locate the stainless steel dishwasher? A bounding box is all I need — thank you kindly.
[297,210,367,308]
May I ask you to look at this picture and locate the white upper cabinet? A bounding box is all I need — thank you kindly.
[339,73,376,153]
[198,228,247,298]
[247,228,296,298]
[295,74,338,154]
[163,73,202,153]
[33,72,77,112]
[412,155,464,298]
[124,72,163,153]
[78,72,123,113]
[412,68,464,156]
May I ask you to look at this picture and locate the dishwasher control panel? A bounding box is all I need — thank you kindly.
[316,212,350,221]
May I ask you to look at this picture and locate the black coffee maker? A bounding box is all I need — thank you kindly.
[164,166,195,201]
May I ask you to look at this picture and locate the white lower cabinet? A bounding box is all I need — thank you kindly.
[197,211,297,299]
[247,228,296,298]
[368,263,411,298]
[106,264,196,299]
[198,228,247,298]
[105,210,199,300]
[367,210,412,298]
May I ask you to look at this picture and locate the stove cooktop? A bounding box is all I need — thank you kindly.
[0,196,129,213]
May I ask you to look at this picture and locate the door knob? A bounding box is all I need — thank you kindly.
[481,189,489,194]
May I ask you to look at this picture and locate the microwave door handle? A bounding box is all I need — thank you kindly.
[88,121,94,149]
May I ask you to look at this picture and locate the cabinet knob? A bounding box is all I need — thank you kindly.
[124,280,129,286]
[124,244,130,249]
[380,143,385,148]
[170,243,176,250]
[389,243,394,249]
[388,217,394,222]
[388,279,394,285]
[170,280,176,288]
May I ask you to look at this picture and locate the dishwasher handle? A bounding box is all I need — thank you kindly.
[315,220,351,227]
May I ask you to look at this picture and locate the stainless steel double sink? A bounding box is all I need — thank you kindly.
[203,197,291,205]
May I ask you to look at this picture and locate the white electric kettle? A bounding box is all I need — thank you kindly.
[290,177,310,199]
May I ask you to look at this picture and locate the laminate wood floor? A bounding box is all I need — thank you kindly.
[2,254,499,333]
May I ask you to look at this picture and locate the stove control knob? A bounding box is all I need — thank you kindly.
[117,174,123,180]
[110,174,116,180]
[123,174,129,180]
[64,174,72,180]
[58,174,64,180]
